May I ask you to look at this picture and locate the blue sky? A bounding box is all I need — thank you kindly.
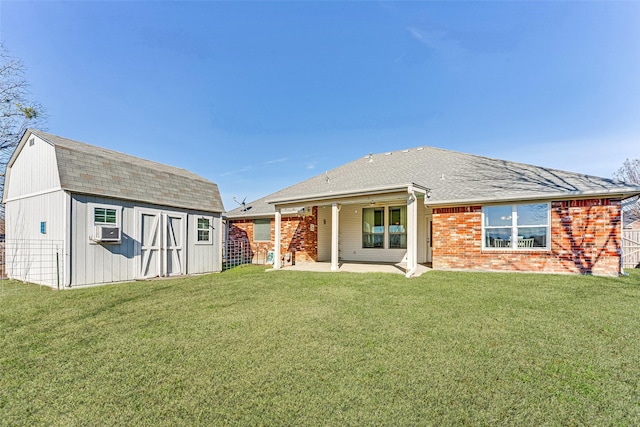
[1,1,638,210]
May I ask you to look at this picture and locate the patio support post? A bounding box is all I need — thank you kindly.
[331,203,340,271]
[406,188,418,277]
[274,209,281,269]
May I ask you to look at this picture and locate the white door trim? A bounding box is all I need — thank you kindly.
[162,211,187,276]
[135,208,187,279]
[426,214,433,263]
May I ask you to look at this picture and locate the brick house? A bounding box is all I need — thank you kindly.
[225,146,640,277]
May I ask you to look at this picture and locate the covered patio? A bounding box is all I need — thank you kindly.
[269,183,431,278]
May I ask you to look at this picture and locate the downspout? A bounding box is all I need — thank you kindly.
[405,186,418,278]
[63,191,72,287]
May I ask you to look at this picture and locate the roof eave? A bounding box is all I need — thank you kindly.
[426,188,640,207]
[63,188,224,213]
[224,211,275,220]
[267,183,430,206]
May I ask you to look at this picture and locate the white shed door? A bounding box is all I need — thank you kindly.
[163,213,185,276]
[137,209,187,279]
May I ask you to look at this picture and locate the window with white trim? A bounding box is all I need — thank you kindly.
[94,207,117,225]
[388,206,407,249]
[483,203,549,249]
[197,217,211,243]
[88,203,122,244]
[362,208,385,248]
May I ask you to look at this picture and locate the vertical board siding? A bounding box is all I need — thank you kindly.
[417,203,427,263]
[4,190,67,286]
[317,206,332,262]
[71,195,221,286]
[5,136,61,200]
[6,191,66,241]
[623,230,640,269]
[338,203,412,263]
[72,195,136,286]
[187,212,222,274]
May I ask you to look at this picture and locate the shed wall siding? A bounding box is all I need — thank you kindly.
[4,190,66,286]
[70,195,221,286]
[71,195,135,286]
[5,135,60,200]
[5,191,66,242]
[188,212,222,274]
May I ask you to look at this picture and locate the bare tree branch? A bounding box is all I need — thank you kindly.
[0,42,47,217]
[614,158,640,220]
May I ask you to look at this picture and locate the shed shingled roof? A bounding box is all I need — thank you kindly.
[27,130,224,213]
[227,146,640,218]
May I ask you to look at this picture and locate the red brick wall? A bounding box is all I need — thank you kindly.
[228,207,318,264]
[432,199,622,276]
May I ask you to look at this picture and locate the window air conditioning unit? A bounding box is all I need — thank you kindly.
[93,225,121,243]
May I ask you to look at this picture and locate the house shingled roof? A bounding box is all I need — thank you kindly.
[21,130,224,213]
[226,145,640,218]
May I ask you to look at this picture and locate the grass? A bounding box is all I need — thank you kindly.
[1,267,640,426]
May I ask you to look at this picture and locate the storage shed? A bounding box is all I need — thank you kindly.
[2,130,224,287]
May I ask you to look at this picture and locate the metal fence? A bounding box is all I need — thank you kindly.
[0,239,63,289]
[223,240,273,270]
[623,230,640,269]
[223,239,252,270]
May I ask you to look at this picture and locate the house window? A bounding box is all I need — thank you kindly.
[483,203,549,249]
[197,217,211,243]
[94,207,117,224]
[254,218,271,241]
[388,206,407,249]
[363,208,385,248]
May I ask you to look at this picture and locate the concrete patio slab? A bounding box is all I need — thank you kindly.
[269,262,431,277]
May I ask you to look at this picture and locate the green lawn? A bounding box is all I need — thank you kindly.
[1,267,639,426]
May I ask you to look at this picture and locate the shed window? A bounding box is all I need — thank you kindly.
[254,219,271,242]
[94,207,117,224]
[483,203,549,249]
[363,208,384,248]
[197,217,211,243]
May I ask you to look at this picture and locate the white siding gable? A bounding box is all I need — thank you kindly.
[5,135,61,201]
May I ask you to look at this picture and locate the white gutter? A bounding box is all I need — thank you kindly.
[227,186,640,220]
[427,189,640,208]
[223,212,276,220]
